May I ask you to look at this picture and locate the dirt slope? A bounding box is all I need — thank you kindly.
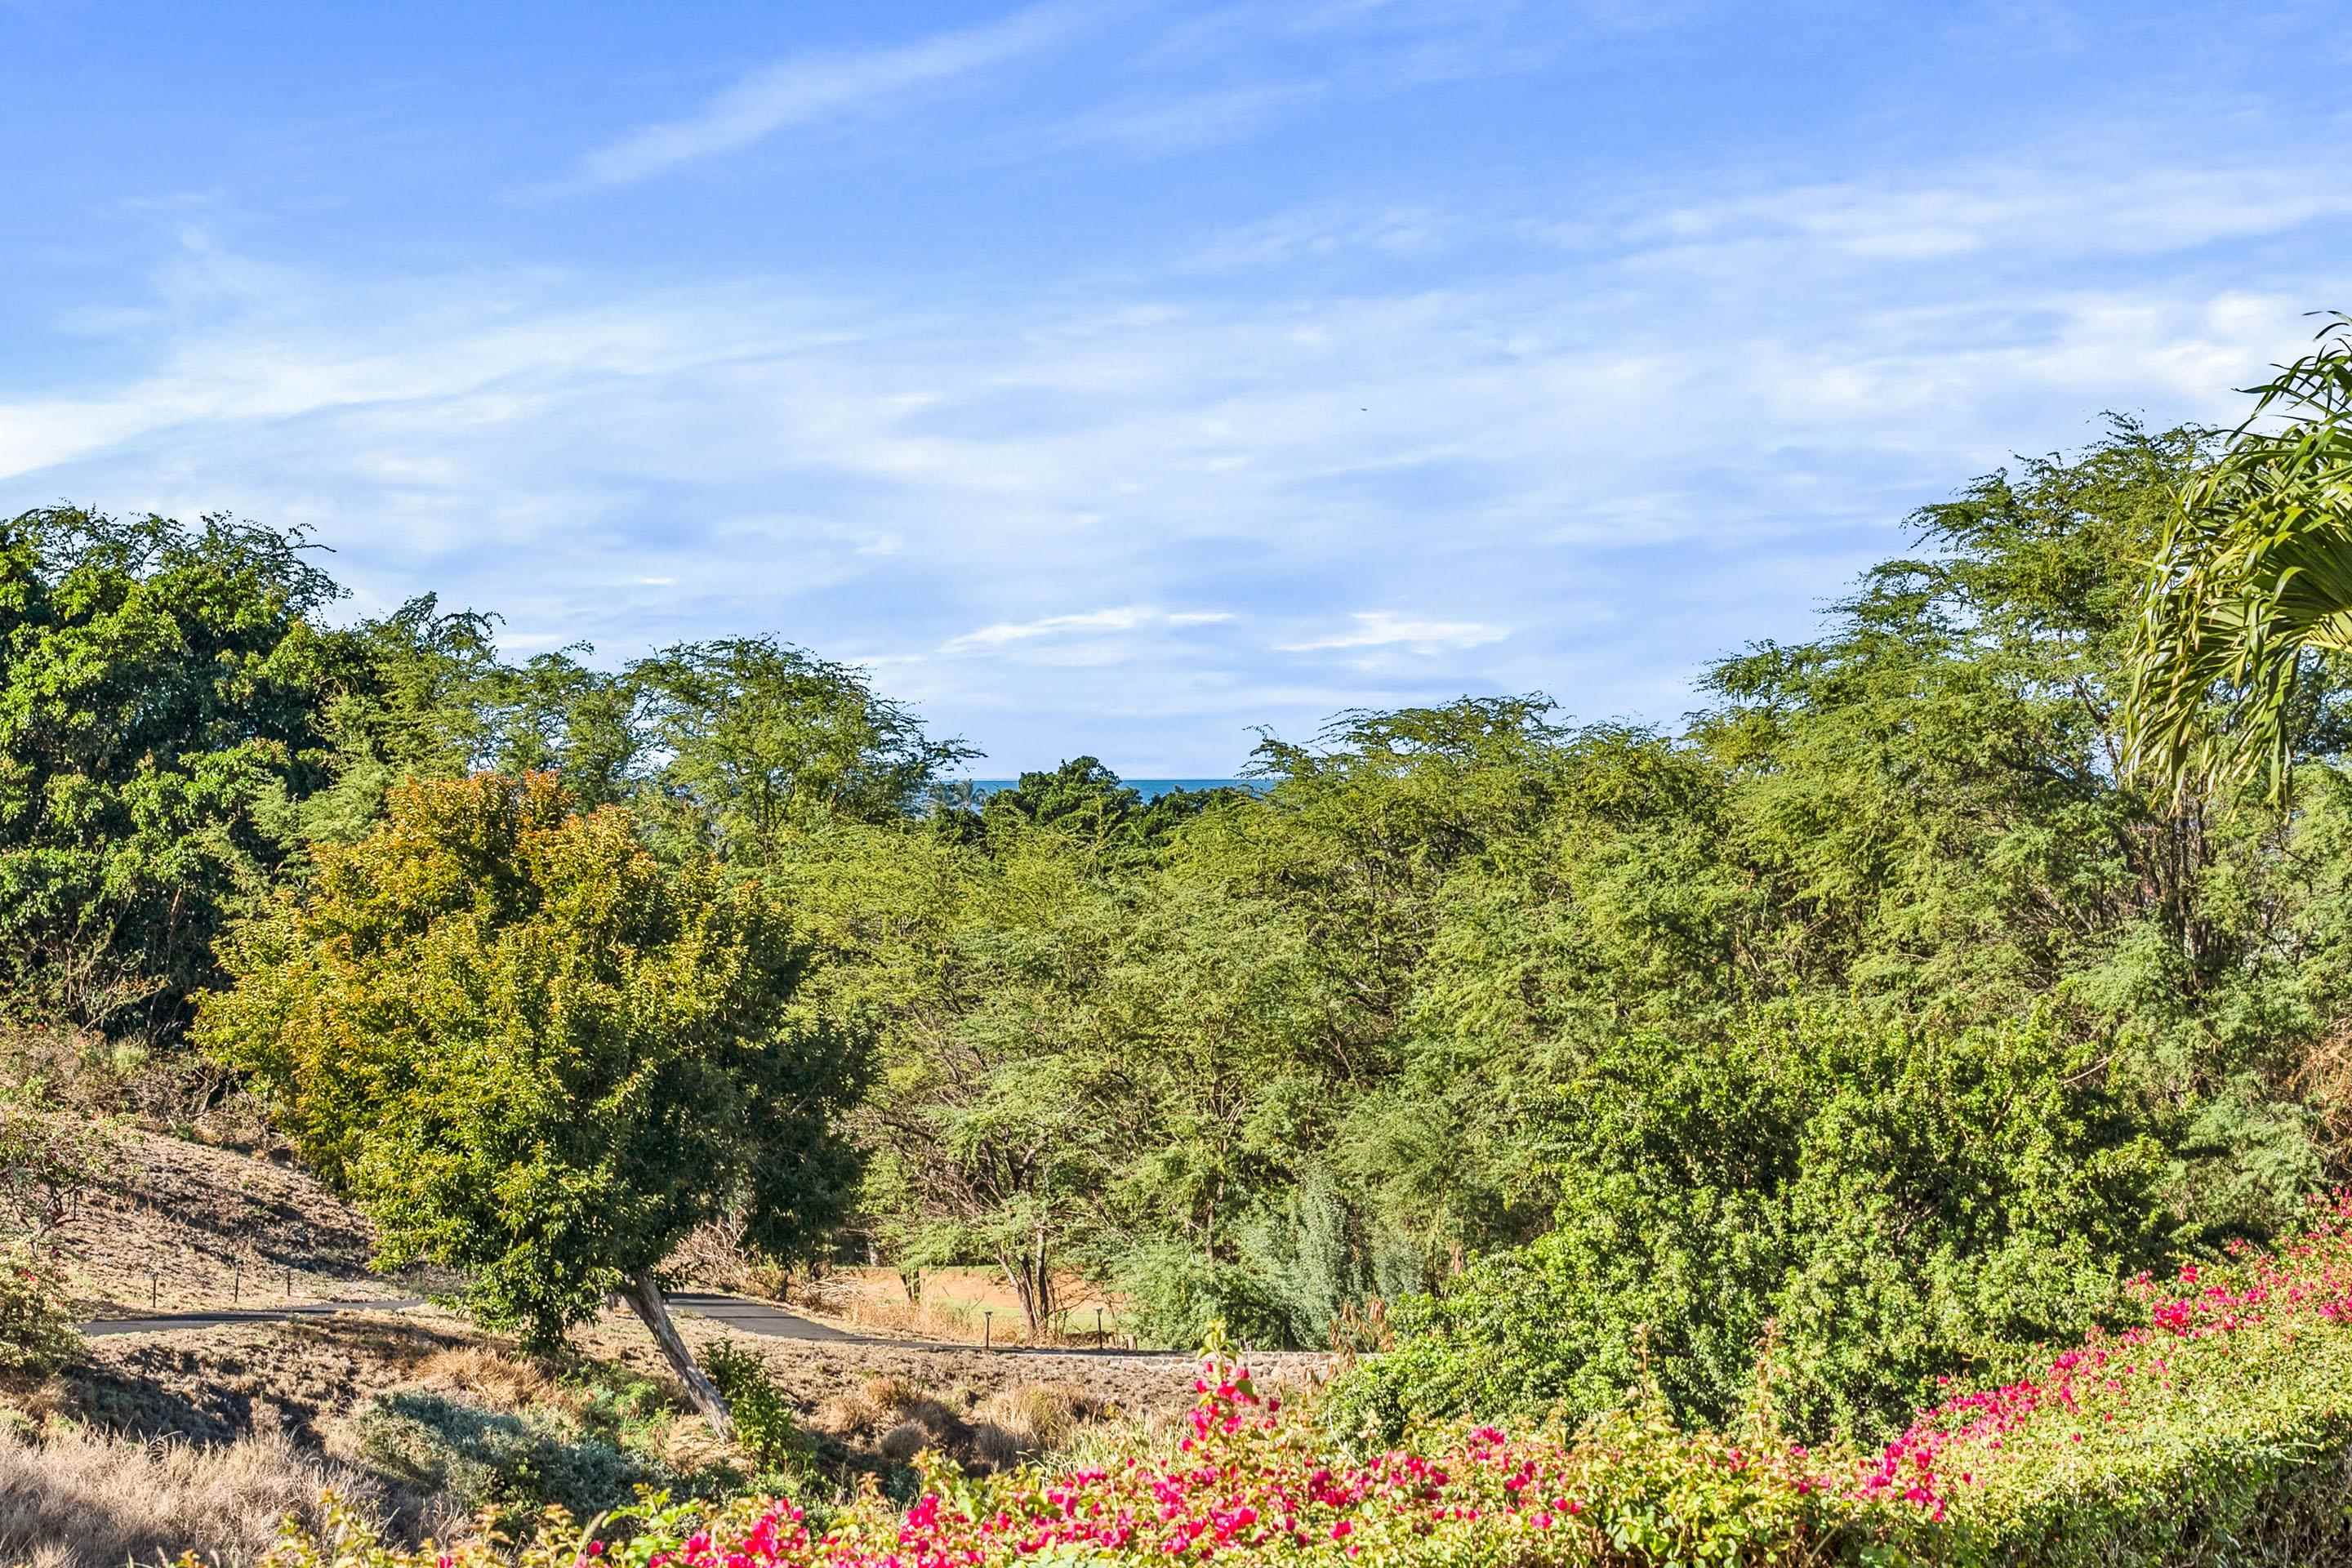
[57,1120,413,1318]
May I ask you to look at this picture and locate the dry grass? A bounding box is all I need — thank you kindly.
[860,1372,923,1412]
[803,1370,1111,1472]
[974,1383,1098,1454]
[801,1288,987,1343]
[874,1421,929,1463]
[405,1344,561,1411]
[68,1313,481,1446]
[791,1268,1123,1347]
[811,1373,967,1454]
[0,1036,433,1317]
[0,1423,386,1568]
[965,1386,1088,1470]
[571,1308,1327,1462]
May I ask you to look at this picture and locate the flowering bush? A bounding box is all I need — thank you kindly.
[260,1366,1847,1568]
[1852,1190,2352,1565]
[251,1202,2352,1568]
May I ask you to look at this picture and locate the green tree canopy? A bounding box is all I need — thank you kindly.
[0,506,341,1037]
[630,637,975,858]
[196,772,868,1432]
[976,758,1236,871]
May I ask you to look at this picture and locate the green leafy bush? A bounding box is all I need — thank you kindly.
[702,1342,806,1478]
[559,1360,678,1440]
[1112,1239,1292,1351]
[1330,999,2172,1442]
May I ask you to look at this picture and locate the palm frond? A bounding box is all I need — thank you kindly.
[2123,314,2352,802]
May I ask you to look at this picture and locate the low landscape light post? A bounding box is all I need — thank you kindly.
[1096,1307,1104,1348]
[982,1310,993,1350]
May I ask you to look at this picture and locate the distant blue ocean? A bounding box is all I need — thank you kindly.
[962,778,1255,801]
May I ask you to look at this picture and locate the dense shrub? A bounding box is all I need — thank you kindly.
[1330,999,2172,1441]
[1113,1239,1292,1352]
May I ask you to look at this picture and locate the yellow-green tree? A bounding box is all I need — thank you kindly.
[196,773,866,1433]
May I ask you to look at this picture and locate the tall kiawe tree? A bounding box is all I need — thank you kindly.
[197,773,868,1434]
[630,637,976,858]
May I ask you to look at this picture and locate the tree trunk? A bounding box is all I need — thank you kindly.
[627,1268,733,1439]
[1000,1241,1056,1339]
[1029,1223,1055,1339]
[998,1250,1031,1327]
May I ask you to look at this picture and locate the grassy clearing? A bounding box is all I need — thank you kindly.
[791,1267,1125,1348]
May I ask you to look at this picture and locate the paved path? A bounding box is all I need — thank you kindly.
[81,1293,934,1346]
[82,1298,426,1337]
[670,1296,1192,1358]
[82,1291,1190,1357]
[667,1297,1195,1354]
[667,1292,877,1344]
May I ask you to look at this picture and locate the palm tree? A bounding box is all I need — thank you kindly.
[2124,314,2352,803]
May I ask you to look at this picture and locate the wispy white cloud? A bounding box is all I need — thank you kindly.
[577,1,1103,186]
[1186,203,1449,271]
[1278,611,1510,654]
[10,146,2351,769]
[944,606,1156,651]
[570,0,1586,191]
[1627,165,2352,266]
[1037,80,1327,158]
[942,605,1235,653]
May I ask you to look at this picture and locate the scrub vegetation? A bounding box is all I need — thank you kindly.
[7,327,2352,1560]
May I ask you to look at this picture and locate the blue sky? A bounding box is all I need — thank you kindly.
[6,1,2351,775]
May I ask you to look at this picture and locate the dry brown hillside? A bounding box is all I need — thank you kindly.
[1,1111,1329,1567]
[59,1120,411,1318]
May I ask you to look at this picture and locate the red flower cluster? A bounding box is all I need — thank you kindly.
[619,1358,1623,1568]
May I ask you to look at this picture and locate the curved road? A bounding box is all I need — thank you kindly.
[83,1297,428,1338]
[82,1291,1183,1356]
[81,1292,855,1342]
